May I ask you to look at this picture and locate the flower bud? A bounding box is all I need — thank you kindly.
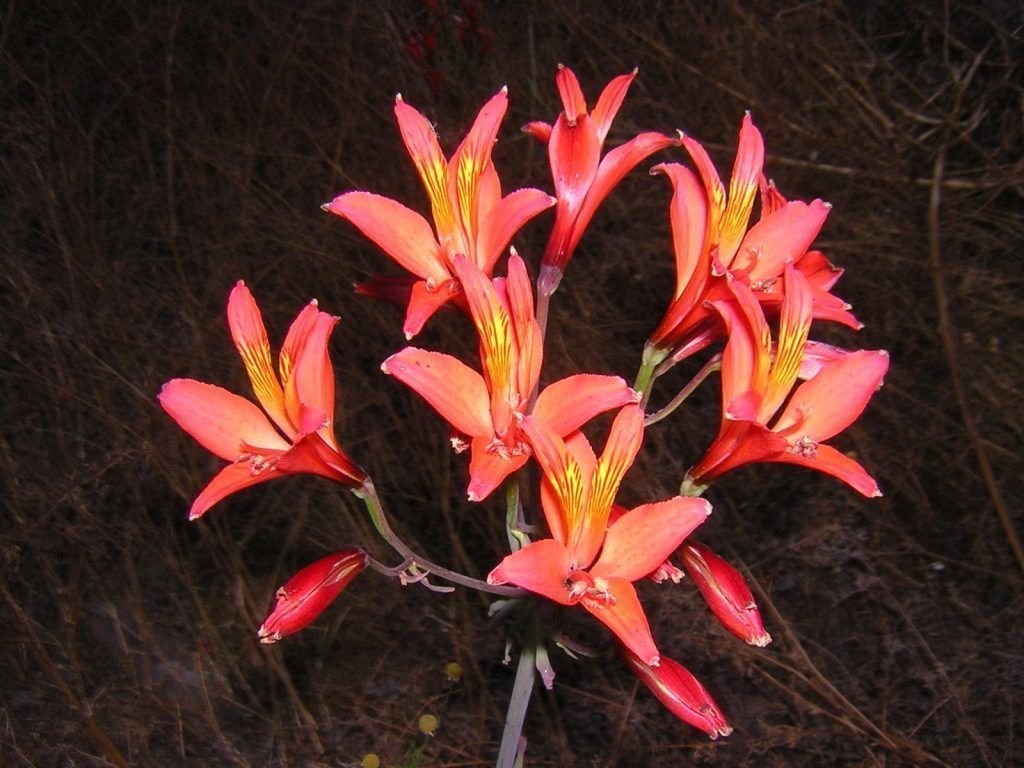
[625,651,733,739]
[258,548,368,644]
[679,541,771,647]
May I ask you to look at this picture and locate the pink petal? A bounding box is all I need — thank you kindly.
[532,374,639,436]
[159,379,289,460]
[487,539,574,605]
[591,497,711,582]
[325,191,447,284]
[382,347,493,438]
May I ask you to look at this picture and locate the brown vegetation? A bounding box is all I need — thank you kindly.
[2,1,1021,765]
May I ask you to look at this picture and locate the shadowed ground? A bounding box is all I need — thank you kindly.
[2,1,1021,766]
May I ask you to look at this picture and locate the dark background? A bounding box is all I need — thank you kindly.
[3,1,1021,766]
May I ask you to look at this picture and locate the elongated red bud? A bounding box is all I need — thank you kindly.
[258,548,369,643]
[625,651,733,739]
[679,541,771,647]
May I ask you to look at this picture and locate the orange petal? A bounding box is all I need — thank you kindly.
[466,438,531,502]
[591,497,711,583]
[718,113,765,266]
[775,349,889,441]
[774,442,882,498]
[394,96,457,239]
[450,88,509,247]
[555,65,587,119]
[382,348,492,438]
[284,311,339,444]
[159,379,289,461]
[487,539,574,605]
[520,415,586,548]
[532,374,639,437]
[476,188,555,276]
[227,282,291,435]
[403,278,459,339]
[758,266,813,421]
[582,578,659,666]
[739,199,830,281]
[324,191,447,285]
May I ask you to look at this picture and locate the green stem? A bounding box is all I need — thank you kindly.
[505,481,529,552]
[355,480,524,598]
[496,631,537,768]
[633,343,668,408]
[644,353,722,427]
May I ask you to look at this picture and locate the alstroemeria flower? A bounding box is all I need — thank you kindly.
[625,650,733,739]
[524,65,675,294]
[679,541,771,647]
[488,406,712,665]
[647,115,858,362]
[325,87,554,338]
[258,548,369,643]
[159,282,366,519]
[687,265,889,496]
[383,252,639,501]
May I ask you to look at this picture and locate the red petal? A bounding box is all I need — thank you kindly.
[523,120,552,143]
[159,379,289,460]
[591,497,711,582]
[680,542,771,646]
[718,114,765,265]
[773,442,882,497]
[626,653,734,739]
[555,65,587,118]
[740,199,830,282]
[382,347,492,438]
[403,278,459,339]
[467,437,530,502]
[591,71,636,143]
[476,188,555,275]
[285,311,339,445]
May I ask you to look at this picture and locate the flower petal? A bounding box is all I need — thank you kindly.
[467,437,530,502]
[773,442,882,497]
[555,65,587,119]
[325,191,447,284]
[591,497,711,582]
[227,282,291,435]
[532,374,639,436]
[285,311,340,445]
[394,95,457,239]
[159,379,289,460]
[591,70,636,143]
[403,278,460,339]
[382,347,493,438]
[582,578,659,666]
[487,539,574,605]
[189,460,283,520]
[476,188,555,275]
[739,199,830,282]
[718,114,765,266]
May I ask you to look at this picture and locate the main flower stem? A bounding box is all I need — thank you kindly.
[633,343,669,408]
[355,479,524,598]
[496,626,537,768]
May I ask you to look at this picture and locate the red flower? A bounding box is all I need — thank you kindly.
[325,89,554,338]
[524,66,675,293]
[159,282,365,519]
[625,650,733,739]
[679,541,770,646]
[259,549,369,643]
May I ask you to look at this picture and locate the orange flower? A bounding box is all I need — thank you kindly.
[525,65,675,293]
[488,406,711,664]
[383,252,638,501]
[648,115,858,361]
[325,88,554,338]
[688,265,889,496]
[159,282,365,519]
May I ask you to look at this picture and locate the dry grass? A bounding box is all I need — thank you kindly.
[2,1,1022,765]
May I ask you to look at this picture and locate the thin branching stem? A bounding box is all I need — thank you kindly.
[645,353,722,427]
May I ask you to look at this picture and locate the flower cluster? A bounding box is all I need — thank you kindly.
[161,65,888,758]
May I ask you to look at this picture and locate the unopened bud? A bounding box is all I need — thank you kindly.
[625,650,733,739]
[679,541,771,647]
[258,548,368,644]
